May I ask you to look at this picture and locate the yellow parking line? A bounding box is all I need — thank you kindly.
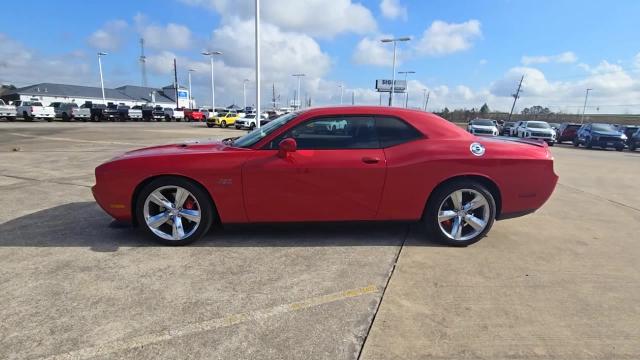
[41,285,379,360]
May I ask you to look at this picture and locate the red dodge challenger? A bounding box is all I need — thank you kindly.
[93,106,558,246]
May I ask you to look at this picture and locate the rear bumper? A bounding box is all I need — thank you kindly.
[592,139,625,148]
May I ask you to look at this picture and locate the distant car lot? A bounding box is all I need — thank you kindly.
[0,121,638,359]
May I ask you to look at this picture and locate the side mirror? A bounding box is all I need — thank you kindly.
[278,138,297,158]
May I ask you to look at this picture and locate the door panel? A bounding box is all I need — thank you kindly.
[242,149,386,222]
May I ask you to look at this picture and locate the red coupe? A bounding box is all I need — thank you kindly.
[93,106,558,246]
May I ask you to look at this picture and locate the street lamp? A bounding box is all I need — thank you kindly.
[255,0,261,127]
[97,52,107,104]
[338,83,344,105]
[423,89,430,111]
[243,79,250,110]
[381,37,410,106]
[397,70,415,108]
[581,88,592,124]
[187,69,195,108]
[201,50,222,110]
[292,73,305,109]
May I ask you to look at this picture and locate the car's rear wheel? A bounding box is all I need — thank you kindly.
[221,120,227,128]
[135,177,214,246]
[206,123,214,128]
[424,180,495,247]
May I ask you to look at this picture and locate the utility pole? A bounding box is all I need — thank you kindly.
[188,69,195,108]
[255,0,261,127]
[97,52,107,104]
[581,88,592,124]
[271,83,276,109]
[338,83,344,105]
[173,58,179,109]
[243,79,249,110]
[352,90,355,105]
[507,74,524,122]
[292,73,305,109]
[139,38,147,87]
[201,50,222,110]
[398,70,415,108]
[425,91,430,111]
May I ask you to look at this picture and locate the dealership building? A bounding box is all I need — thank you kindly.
[1,83,191,108]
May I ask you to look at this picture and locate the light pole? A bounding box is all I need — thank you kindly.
[381,37,410,106]
[581,88,592,124]
[255,0,261,127]
[292,73,305,109]
[398,70,415,108]
[202,50,222,110]
[188,69,195,108]
[338,83,344,105]
[424,90,430,111]
[243,79,249,110]
[97,52,107,104]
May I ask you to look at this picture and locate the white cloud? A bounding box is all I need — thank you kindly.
[87,20,128,51]
[140,23,194,50]
[521,51,577,65]
[415,20,481,56]
[180,0,377,38]
[380,0,407,21]
[0,34,92,87]
[352,36,396,66]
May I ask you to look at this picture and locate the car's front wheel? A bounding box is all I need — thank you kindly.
[135,177,214,245]
[424,180,496,247]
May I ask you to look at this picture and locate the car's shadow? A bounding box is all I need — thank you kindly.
[0,202,443,252]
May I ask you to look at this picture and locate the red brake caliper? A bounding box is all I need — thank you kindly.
[184,197,195,210]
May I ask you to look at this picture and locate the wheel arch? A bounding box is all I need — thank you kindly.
[424,174,502,219]
[130,174,220,227]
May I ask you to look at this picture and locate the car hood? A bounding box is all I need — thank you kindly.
[526,127,553,132]
[116,139,233,159]
[592,131,623,137]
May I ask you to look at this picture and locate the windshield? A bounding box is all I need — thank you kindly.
[233,112,298,148]
[527,122,550,129]
[592,124,616,132]
[471,119,494,126]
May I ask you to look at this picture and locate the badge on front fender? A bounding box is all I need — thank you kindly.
[470,142,485,156]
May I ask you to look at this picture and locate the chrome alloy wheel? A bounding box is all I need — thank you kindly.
[437,189,490,242]
[143,185,201,241]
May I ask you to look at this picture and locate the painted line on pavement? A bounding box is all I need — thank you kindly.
[41,285,379,360]
[8,132,141,146]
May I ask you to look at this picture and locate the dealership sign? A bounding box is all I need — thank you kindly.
[375,79,406,92]
[178,90,188,99]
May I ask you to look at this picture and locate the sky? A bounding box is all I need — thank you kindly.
[1,0,640,114]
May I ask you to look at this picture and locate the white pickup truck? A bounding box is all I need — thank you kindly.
[164,108,185,122]
[14,100,55,121]
[0,99,17,121]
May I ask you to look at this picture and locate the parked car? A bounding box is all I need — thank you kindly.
[200,108,217,121]
[0,99,17,121]
[467,118,499,136]
[548,123,560,131]
[573,123,627,151]
[128,106,144,121]
[556,123,581,143]
[92,106,558,246]
[103,103,121,121]
[184,108,205,122]
[164,108,185,122]
[501,122,515,136]
[621,125,639,145]
[14,100,55,121]
[627,128,640,151]
[51,102,81,121]
[234,113,270,130]
[79,102,108,122]
[140,106,165,121]
[207,111,239,128]
[509,121,524,136]
[515,121,556,145]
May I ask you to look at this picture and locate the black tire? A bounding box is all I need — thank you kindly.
[249,123,255,130]
[221,120,227,128]
[206,123,214,128]
[548,141,554,147]
[615,147,624,152]
[165,115,171,122]
[573,138,579,147]
[8,117,15,122]
[585,138,592,149]
[423,180,496,247]
[630,144,637,151]
[135,177,215,246]
[62,113,70,122]
[23,112,32,121]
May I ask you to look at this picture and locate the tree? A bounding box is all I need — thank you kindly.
[480,103,490,115]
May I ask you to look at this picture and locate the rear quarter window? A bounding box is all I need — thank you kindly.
[375,116,423,148]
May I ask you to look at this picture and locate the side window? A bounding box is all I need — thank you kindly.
[272,116,378,150]
[375,116,423,148]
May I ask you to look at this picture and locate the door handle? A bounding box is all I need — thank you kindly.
[362,157,380,164]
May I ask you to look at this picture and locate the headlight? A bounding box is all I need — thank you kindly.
[621,134,628,140]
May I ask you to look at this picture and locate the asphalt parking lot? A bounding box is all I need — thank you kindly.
[1,121,639,360]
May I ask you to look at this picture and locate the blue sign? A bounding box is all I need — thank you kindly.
[178,90,188,99]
